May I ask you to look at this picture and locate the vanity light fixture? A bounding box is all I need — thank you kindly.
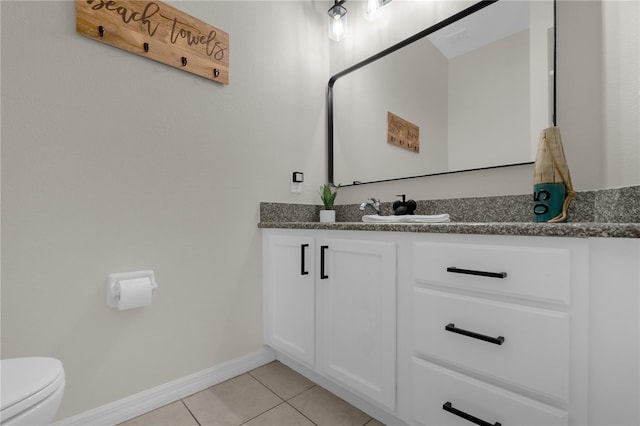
[328,0,391,41]
[328,0,347,41]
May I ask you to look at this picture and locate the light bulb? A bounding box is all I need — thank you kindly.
[329,15,347,41]
[328,2,347,41]
[364,0,383,20]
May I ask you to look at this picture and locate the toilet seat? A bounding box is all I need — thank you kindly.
[1,357,65,423]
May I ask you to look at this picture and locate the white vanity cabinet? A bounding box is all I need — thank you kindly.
[262,229,397,410]
[406,234,590,426]
[263,227,640,426]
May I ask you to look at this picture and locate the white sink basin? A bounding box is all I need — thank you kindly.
[362,214,450,224]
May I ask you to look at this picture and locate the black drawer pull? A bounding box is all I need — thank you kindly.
[443,402,501,426]
[320,245,329,279]
[300,244,309,276]
[447,267,507,279]
[445,323,505,345]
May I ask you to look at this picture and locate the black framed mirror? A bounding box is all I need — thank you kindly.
[328,0,556,186]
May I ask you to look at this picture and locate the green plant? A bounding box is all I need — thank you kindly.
[319,184,339,210]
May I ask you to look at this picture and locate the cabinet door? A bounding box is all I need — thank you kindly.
[317,238,397,410]
[263,234,315,367]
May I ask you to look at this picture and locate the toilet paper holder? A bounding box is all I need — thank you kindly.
[107,270,158,308]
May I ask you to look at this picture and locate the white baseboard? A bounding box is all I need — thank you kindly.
[53,347,276,426]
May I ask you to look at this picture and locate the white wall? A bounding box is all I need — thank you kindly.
[448,30,530,171]
[602,0,640,188]
[330,0,637,204]
[0,1,327,419]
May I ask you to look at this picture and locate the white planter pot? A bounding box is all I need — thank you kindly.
[320,210,336,223]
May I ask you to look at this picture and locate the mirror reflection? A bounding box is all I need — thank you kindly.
[329,0,555,186]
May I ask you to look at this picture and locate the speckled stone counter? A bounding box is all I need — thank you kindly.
[259,185,640,238]
[258,221,640,238]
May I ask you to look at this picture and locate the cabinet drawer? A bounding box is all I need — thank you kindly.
[413,242,571,304]
[411,358,568,426]
[413,288,569,401]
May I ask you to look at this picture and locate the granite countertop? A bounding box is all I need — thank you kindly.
[259,186,640,238]
[258,221,640,238]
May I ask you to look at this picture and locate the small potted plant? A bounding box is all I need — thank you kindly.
[319,183,339,223]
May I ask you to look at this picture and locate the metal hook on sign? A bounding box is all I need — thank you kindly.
[213,69,220,78]
[181,57,188,66]
[143,43,149,53]
[98,26,104,37]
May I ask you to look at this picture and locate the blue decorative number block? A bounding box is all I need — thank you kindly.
[534,183,567,223]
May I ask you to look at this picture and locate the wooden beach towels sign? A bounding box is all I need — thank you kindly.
[387,112,420,153]
[76,0,229,84]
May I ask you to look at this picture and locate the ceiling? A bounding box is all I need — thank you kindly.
[427,1,530,59]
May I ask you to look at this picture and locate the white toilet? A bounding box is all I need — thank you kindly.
[1,357,65,425]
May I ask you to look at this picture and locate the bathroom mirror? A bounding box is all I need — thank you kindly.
[328,0,555,186]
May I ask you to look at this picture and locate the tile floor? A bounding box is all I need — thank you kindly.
[119,361,385,426]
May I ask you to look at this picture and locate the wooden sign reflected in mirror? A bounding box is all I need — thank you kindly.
[388,112,420,153]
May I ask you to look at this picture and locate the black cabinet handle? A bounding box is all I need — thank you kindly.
[443,402,501,426]
[447,267,507,279]
[300,244,309,276]
[320,245,329,279]
[445,323,505,345]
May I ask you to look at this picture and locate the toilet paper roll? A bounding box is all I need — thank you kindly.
[117,277,153,310]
